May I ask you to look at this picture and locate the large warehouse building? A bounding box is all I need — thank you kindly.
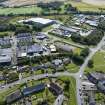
[18,17,56,28]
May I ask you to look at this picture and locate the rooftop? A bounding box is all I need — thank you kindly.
[48,83,63,96]
[19,18,54,25]
[23,83,45,96]
[27,44,43,54]
[6,90,22,104]
[0,54,11,63]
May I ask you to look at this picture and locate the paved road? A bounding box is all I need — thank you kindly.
[75,35,105,105]
[54,94,64,105]
[0,72,75,93]
[11,35,17,65]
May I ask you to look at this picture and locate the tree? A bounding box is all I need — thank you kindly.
[88,60,94,68]
[64,80,70,91]
[73,54,84,65]
[71,34,82,42]
[7,72,19,83]
[80,48,90,58]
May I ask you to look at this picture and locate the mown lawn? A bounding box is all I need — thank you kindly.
[85,52,105,73]
[66,63,79,73]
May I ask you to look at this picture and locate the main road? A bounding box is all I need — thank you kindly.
[75,35,105,105]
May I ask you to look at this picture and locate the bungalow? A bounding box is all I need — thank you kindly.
[49,44,56,52]
[52,59,62,66]
[27,44,43,55]
[22,83,45,96]
[97,80,105,94]
[0,54,11,66]
[87,72,105,94]
[47,83,63,96]
[6,90,22,104]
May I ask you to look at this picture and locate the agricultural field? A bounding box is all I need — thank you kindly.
[0,0,105,15]
[82,0,105,6]
[68,1,105,12]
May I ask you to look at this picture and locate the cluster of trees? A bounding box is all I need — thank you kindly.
[88,60,94,68]
[6,72,19,83]
[37,1,63,10]
[71,29,104,45]
[15,25,32,34]
[64,4,77,12]
[0,22,45,34]
[72,48,90,65]
[17,53,73,66]
[0,23,16,32]
[98,20,105,30]
[2,70,19,83]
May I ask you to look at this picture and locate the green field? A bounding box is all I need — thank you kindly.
[0,1,105,15]
[0,6,42,15]
[85,51,105,73]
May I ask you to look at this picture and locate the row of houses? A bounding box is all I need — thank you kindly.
[74,14,105,27]
[17,58,70,73]
[87,72,105,94]
[6,82,62,104]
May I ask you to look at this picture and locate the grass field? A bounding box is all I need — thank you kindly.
[66,63,80,73]
[85,51,105,73]
[0,6,42,15]
[0,1,105,15]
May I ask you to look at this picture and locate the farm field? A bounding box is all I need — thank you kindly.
[82,0,105,6]
[69,1,105,12]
